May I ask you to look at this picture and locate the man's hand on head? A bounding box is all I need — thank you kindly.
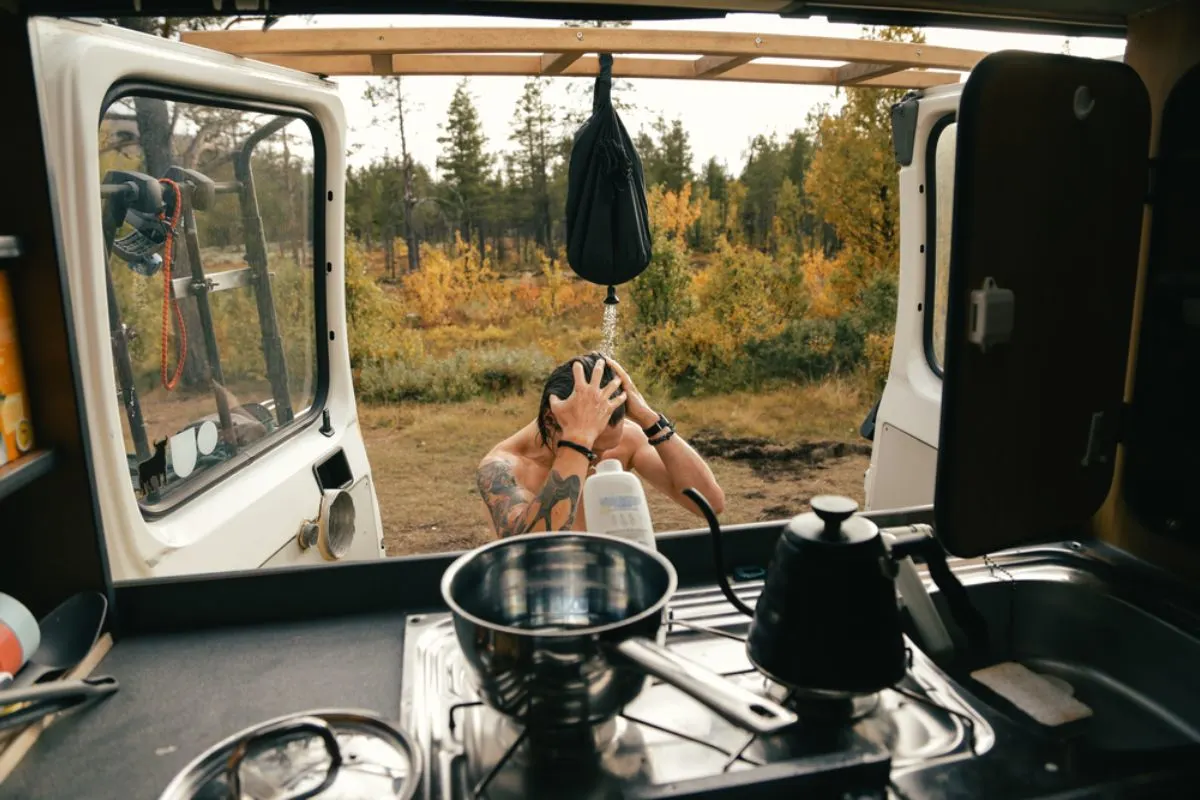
[606,358,658,429]
[548,358,626,450]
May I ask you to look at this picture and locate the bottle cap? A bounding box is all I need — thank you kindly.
[593,459,623,474]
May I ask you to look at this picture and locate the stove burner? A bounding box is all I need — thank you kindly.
[501,717,623,765]
[783,690,881,723]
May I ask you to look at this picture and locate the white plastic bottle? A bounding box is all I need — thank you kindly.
[583,459,657,550]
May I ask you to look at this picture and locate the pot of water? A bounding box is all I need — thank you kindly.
[440,532,798,734]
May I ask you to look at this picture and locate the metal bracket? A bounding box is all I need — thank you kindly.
[967,277,1015,353]
[172,266,272,299]
[0,235,21,259]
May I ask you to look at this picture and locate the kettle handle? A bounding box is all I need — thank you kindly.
[683,488,755,617]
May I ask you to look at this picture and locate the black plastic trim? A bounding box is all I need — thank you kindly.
[98,81,330,520]
[781,4,1128,38]
[891,93,920,167]
[19,2,727,19]
[924,113,957,380]
[112,506,936,637]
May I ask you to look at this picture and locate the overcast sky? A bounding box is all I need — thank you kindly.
[255,13,1125,177]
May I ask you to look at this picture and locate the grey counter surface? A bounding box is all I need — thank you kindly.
[0,611,407,800]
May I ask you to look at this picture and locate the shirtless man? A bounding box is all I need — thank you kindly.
[476,353,726,537]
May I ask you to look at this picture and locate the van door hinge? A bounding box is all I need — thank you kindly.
[1080,402,1132,467]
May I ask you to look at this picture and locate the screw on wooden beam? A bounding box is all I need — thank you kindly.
[836,62,905,85]
[540,52,583,75]
[692,54,753,77]
[371,53,393,75]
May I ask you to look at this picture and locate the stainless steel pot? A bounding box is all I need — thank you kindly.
[440,532,798,735]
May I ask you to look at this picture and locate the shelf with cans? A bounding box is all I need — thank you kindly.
[0,234,52,503]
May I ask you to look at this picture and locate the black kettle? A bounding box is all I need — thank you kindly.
[746,496,906,695]
[683,489,982,697]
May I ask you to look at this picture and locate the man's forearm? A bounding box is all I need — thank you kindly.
[653,433,725,514]
[510,449,590,534]
[633,409,724,515]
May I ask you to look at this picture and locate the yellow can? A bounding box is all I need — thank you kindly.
[0,272,34,465]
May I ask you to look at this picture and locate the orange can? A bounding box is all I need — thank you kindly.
[0,272,34,466]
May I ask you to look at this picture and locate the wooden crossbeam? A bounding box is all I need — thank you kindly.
[541,52,583,74]
[180,27,985,72]
[835,62,905,85]
[256,53,962,89]
[692,55,753,77]
[371,53,392,75]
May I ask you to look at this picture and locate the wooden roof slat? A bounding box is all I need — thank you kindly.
[692,54,753,77]
[254,52,962,88]
[541,52,584,74]
[835,62,906,85]
[180,26,985,72]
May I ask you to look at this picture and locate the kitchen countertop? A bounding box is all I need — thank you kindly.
[0,611,408,800]
[5,528,1200,799]
[5,604,1200,799]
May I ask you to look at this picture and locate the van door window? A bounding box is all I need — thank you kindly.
[99,91,322,511]
[927,119,956,374]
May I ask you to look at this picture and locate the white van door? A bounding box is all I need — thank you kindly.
[28,17,385,580]
[864,82,962,511]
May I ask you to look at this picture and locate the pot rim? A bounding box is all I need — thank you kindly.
[440,531,679,639]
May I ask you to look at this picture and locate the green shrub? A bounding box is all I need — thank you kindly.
[630,230,693,329]
[356,346,554,404]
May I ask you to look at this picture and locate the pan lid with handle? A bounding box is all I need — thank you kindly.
[157,709,420,800]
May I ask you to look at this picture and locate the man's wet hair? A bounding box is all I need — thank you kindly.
[537,352,626,445]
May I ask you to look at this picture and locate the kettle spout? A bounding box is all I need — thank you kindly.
[686,487,755,617]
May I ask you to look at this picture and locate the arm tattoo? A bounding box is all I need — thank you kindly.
[477,459,532,536]
[476,458,582,537]
[523,470,582,533]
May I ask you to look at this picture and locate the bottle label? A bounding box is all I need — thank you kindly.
[599,495,643,510]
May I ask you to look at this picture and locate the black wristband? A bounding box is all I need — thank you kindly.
[642,413,673,438]
[557,440,597,462]
[649,428,677,446]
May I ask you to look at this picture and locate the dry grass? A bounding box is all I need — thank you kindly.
[663,377,869,441]
[361,381,873,557]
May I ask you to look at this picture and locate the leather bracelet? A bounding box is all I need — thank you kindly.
[557,440,597,462]
[648,428,677,446]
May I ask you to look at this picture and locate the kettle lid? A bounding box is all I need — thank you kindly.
[784,495,878,546]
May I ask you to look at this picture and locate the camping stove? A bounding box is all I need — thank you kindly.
[399,582,994,799]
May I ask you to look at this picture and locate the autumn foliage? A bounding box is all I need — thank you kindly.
[347,26,918,404]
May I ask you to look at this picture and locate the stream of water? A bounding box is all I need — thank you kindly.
[601,303,619,359]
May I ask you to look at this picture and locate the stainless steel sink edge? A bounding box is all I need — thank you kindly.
[918,540,1200,640]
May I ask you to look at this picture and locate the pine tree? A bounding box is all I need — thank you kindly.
[637,116,694,193]
[509,78,557,257]
[363,76,421,273]
[436,79,493,249]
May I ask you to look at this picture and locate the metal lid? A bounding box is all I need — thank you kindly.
[784,495,879,546]
[158,709,420,800]
[933,51,1150,557]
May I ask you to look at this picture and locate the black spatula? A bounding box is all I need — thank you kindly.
[9,592,108,689]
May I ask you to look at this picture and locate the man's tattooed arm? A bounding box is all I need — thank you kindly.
[476,455,585,537]
[476,456,533,536]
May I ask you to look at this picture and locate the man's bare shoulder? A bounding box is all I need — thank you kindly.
[477,447,534,493]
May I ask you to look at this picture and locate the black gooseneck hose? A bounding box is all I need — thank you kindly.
[683,487,755,617]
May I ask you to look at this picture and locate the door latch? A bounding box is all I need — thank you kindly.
[968,277,1015,353]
